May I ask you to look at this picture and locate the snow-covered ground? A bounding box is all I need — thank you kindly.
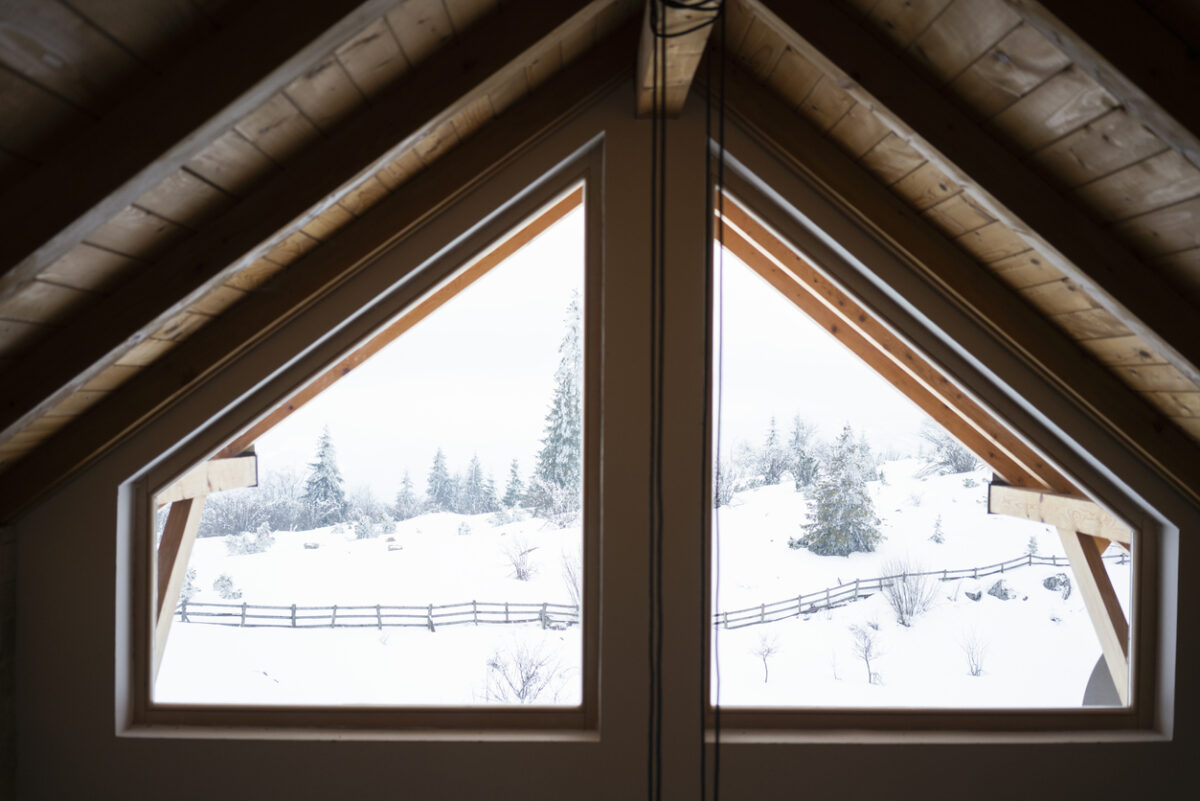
[157,458,1129,709]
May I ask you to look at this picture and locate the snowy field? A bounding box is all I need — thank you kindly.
[157,459,1129,709]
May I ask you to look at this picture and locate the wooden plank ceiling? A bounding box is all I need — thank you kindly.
[0,0,1197,518]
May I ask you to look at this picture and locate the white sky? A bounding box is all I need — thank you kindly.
[252,208,933,499]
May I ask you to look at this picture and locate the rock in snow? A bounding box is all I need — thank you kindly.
[1042,573,1072,600]
[987,580,1017,601]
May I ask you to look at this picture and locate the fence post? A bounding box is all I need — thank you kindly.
[1028,554,1033,566]
[376,603,382,629]
[427,603,435,632]
[760,603,766,623]
[723,611,729,629]
[541,602,549,629]
[291,603,297,627]
[473,600,478,625]
[240,601,247,627]
[854,578,860,598]
[825,587,831,609]
[796,595,802,617]
[180,598,189,622]
[330,604,337,628]
[505,601,510,623]
[942,569,947,581]
[973,567,978,579]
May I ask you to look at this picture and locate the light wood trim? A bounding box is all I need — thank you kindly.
[0,0,605,455]
[0,29,634,524]
[748,0,1200,392]
[214,186,584,458]
[634,0,719,115]
[715,58,1200,509]
[155,453,258,507]
[1009,0,1200,170]
[0,0,403,305]
[154,496,206,676]
[720,199,1077,494]
[988,483,1132,545]
[1056,526,1130,705]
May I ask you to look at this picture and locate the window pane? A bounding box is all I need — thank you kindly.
[154,203,586,706]
[711,246,1131,708]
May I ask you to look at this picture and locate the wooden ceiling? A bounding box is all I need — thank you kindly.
[0,0,1198,519]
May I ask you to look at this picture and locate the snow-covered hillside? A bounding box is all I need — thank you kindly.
[157,458,1128,709]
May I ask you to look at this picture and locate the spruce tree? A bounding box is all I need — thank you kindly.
[394,471,420,521]
[502,459,525,508]
[482,473,500,513]
[788,415,818,490]
[426,448,454,512]
[531,293,583,517]
[759,416,788,485]
[794,425,882,556]
[462,454,487,514]
[301,426,348,527]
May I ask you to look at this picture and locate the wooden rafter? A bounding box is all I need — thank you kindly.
[1010,0,1200,170]
[213,186,584,460]
[749,0,1200,392]
[155,452,259,508]
[0,25,633,524]
[635,0,720,115]
[0,0,601,453]
[0,0,401,305]
[988,484,1132,546]
[717,58,1200,509]
[154,495,207,676]
[719,200,1076,494]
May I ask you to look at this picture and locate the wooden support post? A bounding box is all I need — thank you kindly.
[153,496,207,677]
[1057,527,1130,705]
[988,484,1132,546]
[635,0,720,116]
[156,452,258,507]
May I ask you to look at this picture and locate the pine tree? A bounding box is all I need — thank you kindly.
[759,416,788,485]
[462,454,487,514]
[426,448,454,512]
[301,426,347,527]
[482,473,500,513]
[930,514,945,544]
[502,459,525,508]
[394,471,420,521]
[531,293,583,517]
[793,425,882,556]
[788,415,818,490]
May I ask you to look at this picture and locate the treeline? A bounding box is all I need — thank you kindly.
[196,294,584,539]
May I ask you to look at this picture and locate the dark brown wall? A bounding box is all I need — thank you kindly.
[1,525,14,798]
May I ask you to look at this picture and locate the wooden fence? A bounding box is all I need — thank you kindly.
[176,599,580,631]
[714,551,1129,630]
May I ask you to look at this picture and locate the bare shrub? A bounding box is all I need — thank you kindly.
[752,634,779,683]
[880,558,937,627]
[917,422,981,477]
[504,536,538,581]
[561,547,582,608]
[850,624,882,685]
[961,629,988,677]
[212,574,242,600]
[226,522,275,555]
[485,640,563,703]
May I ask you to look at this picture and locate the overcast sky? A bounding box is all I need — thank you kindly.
[252,208,931,499]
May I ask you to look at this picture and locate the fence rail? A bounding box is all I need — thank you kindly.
[176,599,580,631]
[714,551,1129,630]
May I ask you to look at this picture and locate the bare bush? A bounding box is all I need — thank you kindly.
[212,574,242,600]
[225,522,275,555]
[753,634,779,683]
[504,536,538,581]
[917,423,981,477]
[881,558,937,627]
[961,629,988,677]
[561,547,582,608]
[485,640,563,703]
[850,624,882,685]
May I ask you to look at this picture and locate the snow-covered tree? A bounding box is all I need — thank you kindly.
[759,416,788,485]
[482,473,500,514]
[792,425,882,556]
[461,454,488,515]
[531,293,583,518]
[426,448,454,512]
[301,427,347,527]
[502,459,525,508]
[788,415,818,490]
[393,471,420,521]
[930,514,945,544]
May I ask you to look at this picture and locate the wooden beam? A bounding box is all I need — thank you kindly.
[1007,0,1200,170]
[0,0,602,453]
[635,0,719,115]
[988,483,1132,544]
[154,496,206,677]
[0,0,402,305]
[749,0,1200,393]
[0,23,633,523]
[155,453,258,507]
[717,57,1200,509]
[214,187,584,459]
[720,197,1078,494]
[1056,526,1130,705]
